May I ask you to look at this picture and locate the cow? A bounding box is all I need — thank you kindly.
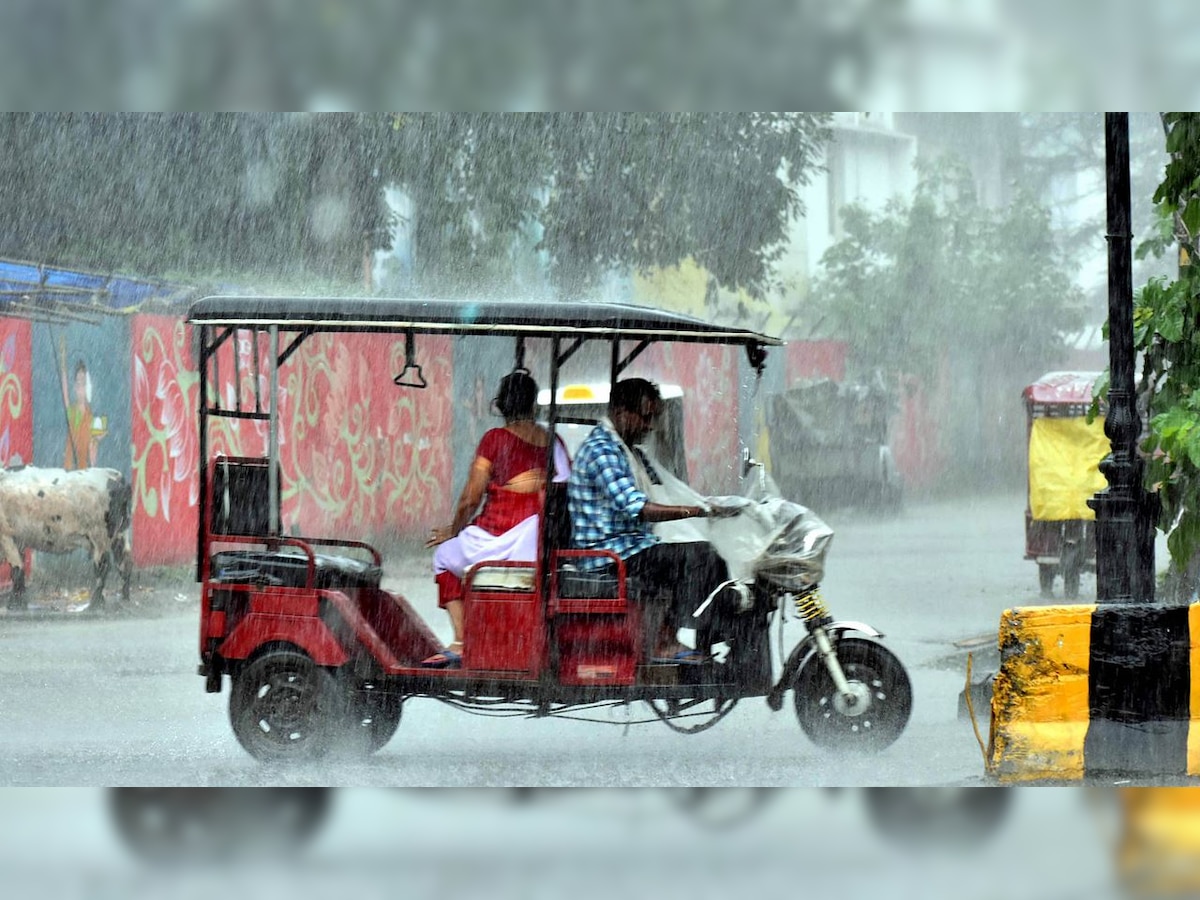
[0,465,133,613]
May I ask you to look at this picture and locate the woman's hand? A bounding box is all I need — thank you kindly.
[425,525,454,548]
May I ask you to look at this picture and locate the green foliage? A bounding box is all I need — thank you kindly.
[1133,112,1200,570]
[811,154,1086,382]
[385,112,831,300]
[0,113,831,306]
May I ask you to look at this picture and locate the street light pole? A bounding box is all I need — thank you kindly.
[1088,111,1158,604]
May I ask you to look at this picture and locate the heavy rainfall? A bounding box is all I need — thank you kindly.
[0,112,1190,896]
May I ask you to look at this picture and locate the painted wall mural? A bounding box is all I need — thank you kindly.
[131,314,200,565]
[130,315,454,566]
[0,319,31,467]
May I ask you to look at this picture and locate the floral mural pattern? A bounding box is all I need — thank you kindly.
[131,315,453,566]
[0,321,30,467]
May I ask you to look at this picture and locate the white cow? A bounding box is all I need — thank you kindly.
[0,465,133,612]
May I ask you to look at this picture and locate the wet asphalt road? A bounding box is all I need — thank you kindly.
[0,490,1097,787]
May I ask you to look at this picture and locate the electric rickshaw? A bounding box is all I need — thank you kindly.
[1022,371,1106,600]
[187,296,912,762]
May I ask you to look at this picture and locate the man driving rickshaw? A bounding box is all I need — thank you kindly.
[567,378,741,664]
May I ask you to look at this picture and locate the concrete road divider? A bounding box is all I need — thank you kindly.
[987,603,1193,783]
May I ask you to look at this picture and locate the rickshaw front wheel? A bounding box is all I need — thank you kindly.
[792,637,912,752]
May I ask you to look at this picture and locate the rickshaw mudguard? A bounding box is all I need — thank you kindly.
[219,611,350,668]
[765,620,884,711]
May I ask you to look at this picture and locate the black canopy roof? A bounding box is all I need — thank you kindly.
[187,295,783,347]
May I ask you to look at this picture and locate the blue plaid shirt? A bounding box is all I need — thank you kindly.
[567,424,659,568]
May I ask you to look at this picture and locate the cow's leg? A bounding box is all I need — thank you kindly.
[1,535,26,611]
[89,539,108,613]
[113,534,132,605]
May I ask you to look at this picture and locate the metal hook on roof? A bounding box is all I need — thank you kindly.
[393,330,428,389]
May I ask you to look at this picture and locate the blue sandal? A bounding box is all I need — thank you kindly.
[420,648,462,669]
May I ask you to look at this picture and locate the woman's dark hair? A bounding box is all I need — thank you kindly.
[494,369,538,419]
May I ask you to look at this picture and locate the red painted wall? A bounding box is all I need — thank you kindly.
[0,318,33,588]
[639,342,740,495]
[0,318,32,466]
[130,315,454,566]
[784,340,847,383]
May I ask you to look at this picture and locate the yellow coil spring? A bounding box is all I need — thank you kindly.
[794,590,830,623]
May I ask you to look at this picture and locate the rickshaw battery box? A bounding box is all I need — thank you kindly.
[210,549,382,591]
[555,616,637,686]
[463,589,541,675]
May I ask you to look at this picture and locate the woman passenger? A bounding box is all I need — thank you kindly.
[422,369,570,668]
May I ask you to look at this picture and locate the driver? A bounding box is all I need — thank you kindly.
[566,378,738,664]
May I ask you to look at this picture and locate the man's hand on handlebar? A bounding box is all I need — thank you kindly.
[706,504,742,518]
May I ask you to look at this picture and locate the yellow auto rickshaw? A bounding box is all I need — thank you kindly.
[1023,371,1108,600]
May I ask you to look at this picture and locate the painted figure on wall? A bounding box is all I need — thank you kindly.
[60,337,105,470]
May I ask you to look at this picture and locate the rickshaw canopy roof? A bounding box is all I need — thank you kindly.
[1023,371,1102,406]
[187,295,783,347]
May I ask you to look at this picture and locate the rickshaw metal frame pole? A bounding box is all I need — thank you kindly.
[614,339,651,378]
[268,325,280,538]
[197,323,209,581]
[1088,112,1157,604]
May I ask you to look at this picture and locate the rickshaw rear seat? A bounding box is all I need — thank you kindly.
[467,564,536,592]
[556,563,648,601]
[209,548,383,591]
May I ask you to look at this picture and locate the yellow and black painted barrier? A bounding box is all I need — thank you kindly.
[988,602,1193,782]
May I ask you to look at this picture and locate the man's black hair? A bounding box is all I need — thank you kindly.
[609,378,661,413]
[495,369,538,419]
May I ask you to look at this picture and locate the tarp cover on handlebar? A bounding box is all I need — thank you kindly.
[637,447,834,592]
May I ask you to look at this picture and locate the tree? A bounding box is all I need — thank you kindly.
[811,154,1086,486]
[813,155,1085,382]
[383,113,832,303]
[1123,112,1200,587]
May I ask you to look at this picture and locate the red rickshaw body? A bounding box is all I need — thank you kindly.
[187,295,911,761]
[190,297,782,709]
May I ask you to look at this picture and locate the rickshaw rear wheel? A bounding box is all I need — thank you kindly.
[345,687,402,754]
[229,648,343,762]
[792,637,912,752]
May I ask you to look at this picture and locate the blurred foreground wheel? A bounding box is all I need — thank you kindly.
[669,788,774,830]
[792,638,912,752]
[229,649,343,762]
[863,787,1012,851]
[110,788,332,864]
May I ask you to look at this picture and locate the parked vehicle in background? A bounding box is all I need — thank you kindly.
[1022,372,1106,600]
[765,374,902,512]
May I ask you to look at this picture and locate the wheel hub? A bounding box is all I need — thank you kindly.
[832,679,872,716]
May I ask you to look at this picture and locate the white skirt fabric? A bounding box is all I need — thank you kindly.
[432,514,542,577]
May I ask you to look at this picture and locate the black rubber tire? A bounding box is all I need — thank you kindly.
[1038,563,1057,599]
[793,637,912,752]
[863,787,1012,851]
[110,787,331,865]
[229,649,343,762]
[347,687,403,754]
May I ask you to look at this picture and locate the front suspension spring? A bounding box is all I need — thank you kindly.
[794,589,830,624]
